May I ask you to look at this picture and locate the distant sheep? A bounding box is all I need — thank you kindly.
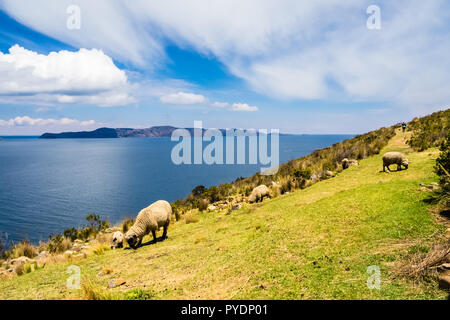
[342,158,359,169]
[111,231,124,249]
[125,200,172,249]
[382,152,409,172]
[248,185,270,203]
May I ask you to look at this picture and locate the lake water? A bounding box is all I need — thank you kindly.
[0,135,352,245]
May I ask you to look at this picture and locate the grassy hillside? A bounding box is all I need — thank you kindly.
[0,128,447,300]
[173,126,396,212]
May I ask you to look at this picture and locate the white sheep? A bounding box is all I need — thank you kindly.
[382,152,409,172]
[248,185,270,203]
[342,158,358,169]
[111,231,124,249]
[125,200,172,249]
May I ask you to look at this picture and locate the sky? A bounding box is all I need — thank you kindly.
[0,0,449,135]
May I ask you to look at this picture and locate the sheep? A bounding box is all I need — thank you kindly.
[248,185,270,203]
[110,231,124,249]
[382,152,409,172]
[125,200,172,249]
[342,158,359,169]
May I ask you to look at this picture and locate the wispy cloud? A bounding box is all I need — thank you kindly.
[212,101,258,112]
[0,116,95,127]
[160,92,207,105]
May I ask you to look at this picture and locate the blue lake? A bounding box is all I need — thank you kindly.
[0,135,352,245]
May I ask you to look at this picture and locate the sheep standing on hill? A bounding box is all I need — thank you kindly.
[111,231,124,249]
[248,185,270,203]
[342,158,359,169]
[382,152,409,172]
[125,200,172,249]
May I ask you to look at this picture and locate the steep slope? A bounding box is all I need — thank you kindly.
[0,129,447,300]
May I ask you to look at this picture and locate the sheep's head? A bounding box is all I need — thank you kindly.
[125,232,139,249]
[401,158,409,169]
[111,232,123,249]
[342,158,349,169]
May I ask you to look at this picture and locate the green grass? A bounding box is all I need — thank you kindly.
[0,129,447,300]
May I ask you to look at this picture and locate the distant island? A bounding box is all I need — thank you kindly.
[40,126,180,139]
[39,126,288,139]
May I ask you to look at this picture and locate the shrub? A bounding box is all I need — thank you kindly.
[125,289,154,300]
[63,228,79,241]
[198,199,209,212]
[0,235,4,259]
[47,234,72,254]
[121,217,135,233]
[293,168,312,180]
[191,185,206,197]
[270,185,281,198]
[435,130,450,210]
[280,178,293,194]
[408,109,449,151]
[86,214,110,232]
[436,130,450,177]
[10,240,37,259]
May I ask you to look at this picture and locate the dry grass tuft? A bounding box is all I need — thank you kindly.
[95,233,112,246]
[14,264,24,276]
[397,242,450,279]
[185,214,199,224]
[100,266,114,275]
[82,280,120,300]
[121,217,135,234]
[92,244,110,256]
[10,240,37,259]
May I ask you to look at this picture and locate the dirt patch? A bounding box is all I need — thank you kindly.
[146,252,169,260]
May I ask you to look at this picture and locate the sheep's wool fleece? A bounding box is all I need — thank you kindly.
[383,152,408,165]
[249,185,269,202]
[128,200,172,238]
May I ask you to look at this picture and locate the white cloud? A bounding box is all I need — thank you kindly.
[0,45,133,106]
[0,116,95,127]
[211,102,230,108]
[1,1,450,112]
[212,101,258,112]
[160,92,207,105]
[230,103,258,112]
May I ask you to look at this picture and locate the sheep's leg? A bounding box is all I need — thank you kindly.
[397,164,401,171]
[162,224,168,240]
[152,230,157,242]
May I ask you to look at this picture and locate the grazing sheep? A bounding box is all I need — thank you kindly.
[342,158,359,169]
[382,152,409,172]
[125,200,172,249]
[248,185,270,203]
[111,231,124,249]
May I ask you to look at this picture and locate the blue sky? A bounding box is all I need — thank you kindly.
[0,1,449,135]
